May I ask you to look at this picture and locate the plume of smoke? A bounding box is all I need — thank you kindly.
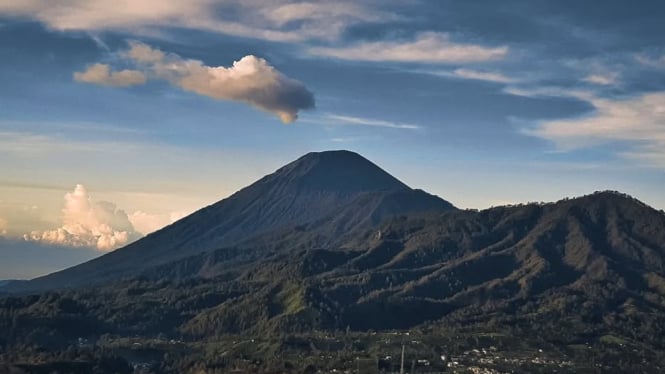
[73,41,315,123]
[24,184,140,251]
[124,41,315,123]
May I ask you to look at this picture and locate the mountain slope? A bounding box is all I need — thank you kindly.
[11,150,455,292]
[2,147,665,372]
[113,191,665,337]
[4,191,665,356]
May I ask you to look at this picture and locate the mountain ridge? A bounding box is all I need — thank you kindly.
[4,189,664,335]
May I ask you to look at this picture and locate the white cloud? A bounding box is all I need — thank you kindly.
[583,73,617,86]
[0,0,213,32]
[261,2,392,27]
[306,113,421,129]
[308,32,508,64]
[502,86,591,100]
[525,92,665,167]
[256,2,398,41]
[74,63,146,87]
[562,57,621,87]
[128,210,187,236]
[82,42,315,123]
[330,136,361,143]
[0,0,394,43]
[124,42,165,64]
[451,68,514,83]
[24,184,140,251]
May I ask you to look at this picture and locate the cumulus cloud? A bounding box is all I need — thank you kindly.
[74,63,146,87]
[24,184,140,251]
[128,210,186,236]
[125,42,165,64]
[308,32,508,64]
[109,42,313,123]
[525,92,665,167]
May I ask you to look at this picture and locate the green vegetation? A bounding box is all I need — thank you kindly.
[2,191,665,372]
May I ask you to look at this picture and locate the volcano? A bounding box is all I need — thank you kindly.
[12,150,455,292]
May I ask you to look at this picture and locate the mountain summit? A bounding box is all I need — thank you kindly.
[13,150,454,292]
[272,150,408,193]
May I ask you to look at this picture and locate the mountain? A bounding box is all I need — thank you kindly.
[0,280,16,287]
[9,150,455,293]
[80,190,662,337]
[2,151,665,372]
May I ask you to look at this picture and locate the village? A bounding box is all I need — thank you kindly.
[94,330,595,374]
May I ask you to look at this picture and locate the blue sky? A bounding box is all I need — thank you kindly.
[1,0,664,278]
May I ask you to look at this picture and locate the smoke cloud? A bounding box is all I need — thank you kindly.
[24,184,140,251]
[74,41,315,123]
[125,42,314,123]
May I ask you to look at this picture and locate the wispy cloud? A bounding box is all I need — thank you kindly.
[0,180,72,192]
[260,2,396,27]
[635,53,665,69]
[74,63,146,87]
[306,113,421,130]
[502,86,592,100]
[0,130,144,155]
[562,57,622,87]
[0,0,210,31]
[425,68,514,83]
[452,68,514,83]
[583,73,618,86]
[308,32,508,64]
[524,92,665,168]
[330,137,361,143]
[0,0,397,43]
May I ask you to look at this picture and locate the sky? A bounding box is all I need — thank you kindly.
[1,0,665,279]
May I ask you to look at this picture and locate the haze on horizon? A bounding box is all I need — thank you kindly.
[1,0,665,279]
